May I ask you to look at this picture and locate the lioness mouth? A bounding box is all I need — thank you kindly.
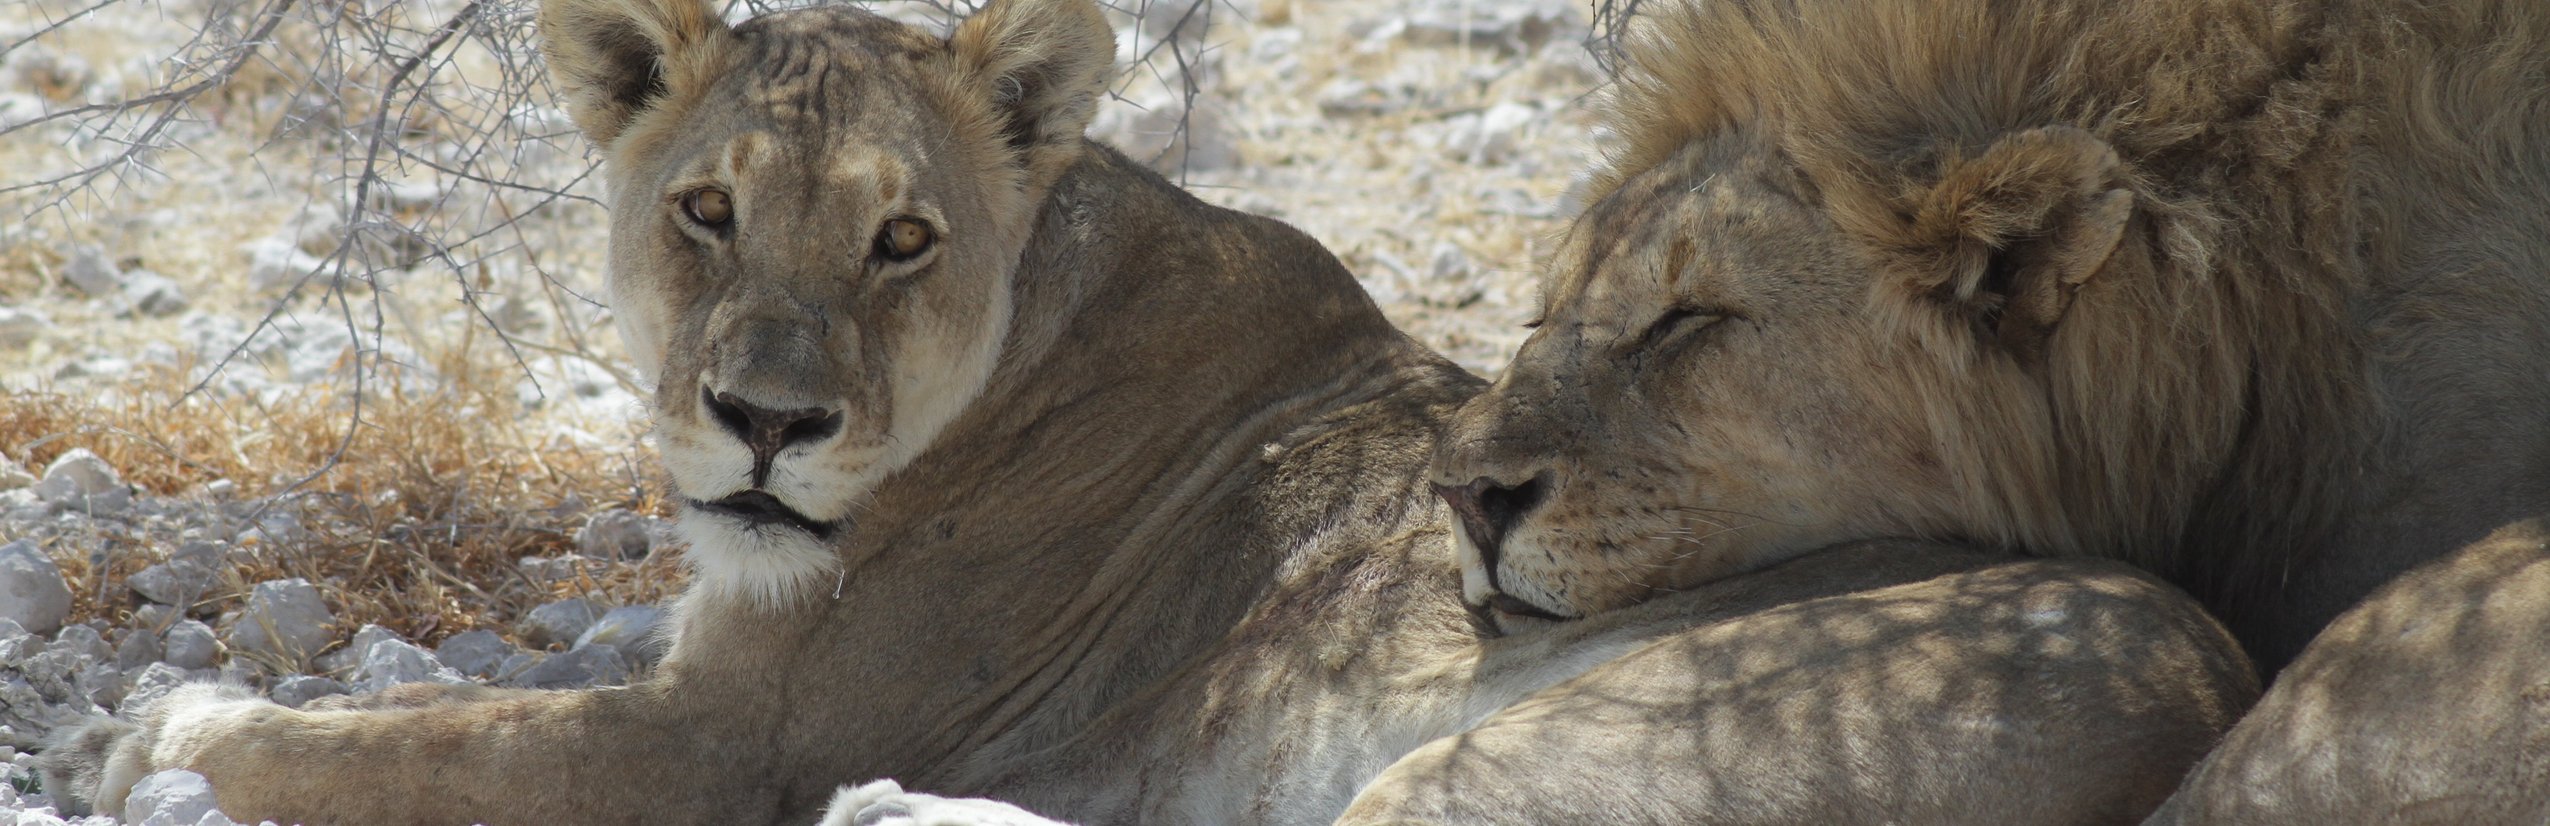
[690,490,838,539]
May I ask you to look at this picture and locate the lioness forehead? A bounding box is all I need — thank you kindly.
[706,130,913,206]
[734,6,943,62]
[720,8,948,123]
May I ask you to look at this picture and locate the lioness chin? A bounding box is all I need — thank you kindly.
[39,1,2255,823]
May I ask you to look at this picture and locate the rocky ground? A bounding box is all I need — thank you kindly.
[0,0,1614,820]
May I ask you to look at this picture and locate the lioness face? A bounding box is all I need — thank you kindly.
[546,0,1113,601]
[1431,143,1969,630]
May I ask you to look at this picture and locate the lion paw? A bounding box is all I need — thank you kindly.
[819,779,1078,826]
[33,714,142,816]
[35,683,267,817]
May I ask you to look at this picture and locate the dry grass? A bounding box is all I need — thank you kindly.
[0,355,684,658]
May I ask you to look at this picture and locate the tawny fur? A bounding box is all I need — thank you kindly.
[40,1,2261,823]
[2148,518,2550,823]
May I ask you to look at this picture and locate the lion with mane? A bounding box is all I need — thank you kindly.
[1431,0,2550,817]
[1432,0,2550,668]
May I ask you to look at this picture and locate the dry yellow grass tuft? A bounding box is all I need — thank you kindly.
[0,358,683,659]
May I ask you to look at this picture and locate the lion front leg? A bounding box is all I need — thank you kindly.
[1340,555,2257,825]
[39,681,772,824]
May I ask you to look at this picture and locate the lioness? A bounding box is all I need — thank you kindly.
[2147,518,2550,822]
[1429,0,2550,671]
[40,0,2255,823]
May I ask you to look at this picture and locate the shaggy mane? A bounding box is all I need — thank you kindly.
[1591,0,2550,639]
[1592,0,2323,203]
[1579,0,2550,626]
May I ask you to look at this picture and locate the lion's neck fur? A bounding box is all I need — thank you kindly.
[662,143,1479,810]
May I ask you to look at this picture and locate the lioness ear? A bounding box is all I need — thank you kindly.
[1901,126,2136,357]
[539,0,732,148]
[949,0,1114,192]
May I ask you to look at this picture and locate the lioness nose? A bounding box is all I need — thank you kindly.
[702,386,844,463]
[1432,474,1550,561]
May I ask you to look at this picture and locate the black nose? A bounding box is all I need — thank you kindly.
[702,386,844,485]
[1432,473,1550,564]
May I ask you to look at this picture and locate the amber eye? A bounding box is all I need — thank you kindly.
[875,218,933,262]
[682,189,733,228]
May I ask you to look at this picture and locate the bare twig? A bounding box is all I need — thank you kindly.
[0,0,300,206]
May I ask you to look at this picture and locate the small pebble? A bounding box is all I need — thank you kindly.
[268,674,348,709]
[38,448,121,498]
[121,269,190,317]
[434,629,519,679]
[224,578,334,663]
[51,622,111,662]
[128,557,218,607]
[0,306,47,350]
[121,662,191,712]
[116,626,166,670]
[0,540,71,635]
[349,638,467,693]
[316,624,405,673]
[125,768,226,826]
[575,604,668,668]
[519,598,601,649]
[574,508,656,560]
[133,603,181,634]
[162,619,221,669]
[502,644,629,689]
[75,662,124,708]
[59,244,121,298]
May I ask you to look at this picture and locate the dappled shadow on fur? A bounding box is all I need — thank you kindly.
[2150,518,2550,823]
[1340,544,2258,825]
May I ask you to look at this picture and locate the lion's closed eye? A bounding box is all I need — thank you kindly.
[1632,306,1727,353]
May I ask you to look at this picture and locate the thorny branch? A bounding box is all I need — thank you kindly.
[0,0,301,203]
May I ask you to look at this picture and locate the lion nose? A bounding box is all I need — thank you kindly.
[701,386,844,482]
[1431,473,1551,565]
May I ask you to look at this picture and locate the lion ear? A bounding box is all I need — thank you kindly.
[1903,126,2136,357]
[539,0,733,148]
[949,0,1115,194]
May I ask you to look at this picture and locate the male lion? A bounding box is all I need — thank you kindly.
[1431,0,2550,817]
[1429,0,2550,671]
[40,0,2255,823]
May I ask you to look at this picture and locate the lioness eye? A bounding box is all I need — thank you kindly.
[875,218,933,262]
[682,189,733,228]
